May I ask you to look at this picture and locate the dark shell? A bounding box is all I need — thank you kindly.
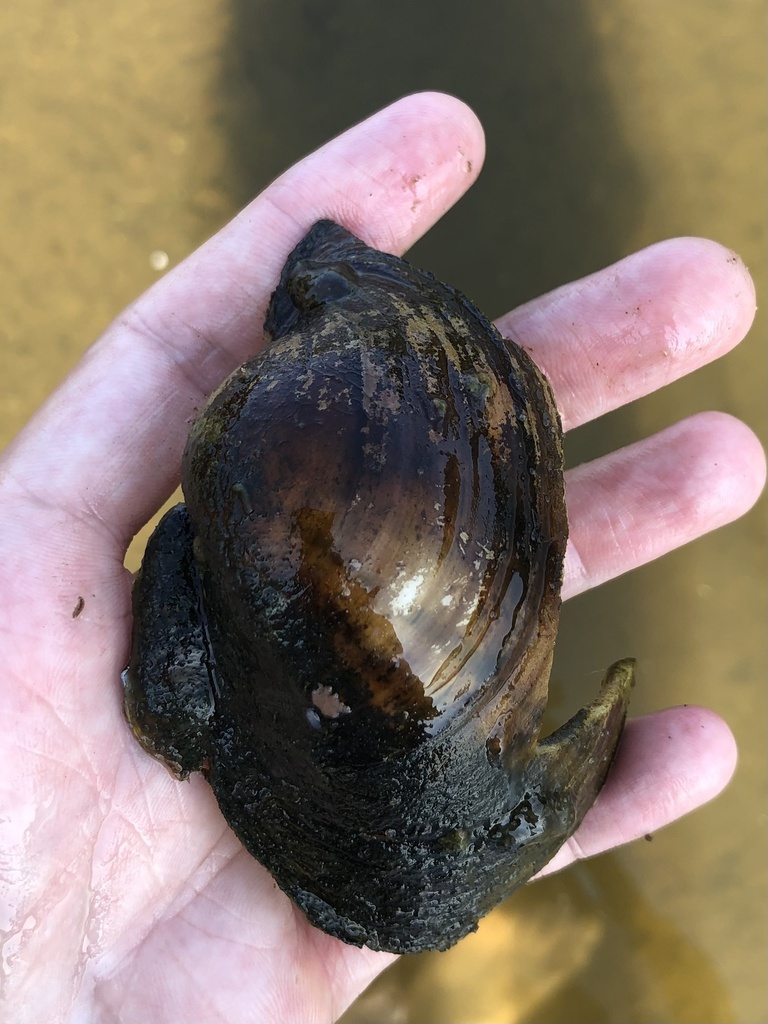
[124,221,634,953]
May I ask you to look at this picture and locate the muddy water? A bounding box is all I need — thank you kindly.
[0,1,764,1021]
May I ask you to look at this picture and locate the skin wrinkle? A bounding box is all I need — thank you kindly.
[131,771,184,879]
[0,547,115,623]
[561,523,590,598]
[671,283,746,362]
[120,907,262,1024]
[1,835,96,955]
[78,494,113,534]
[283,923,334,1024]
[0,851,61,932]
[640,419,741,529]
[105,814,233,943]
[154,843,244,933]
[114,768,171,870]
[0,476,123,554]
[564,832,588,864]
[156,947,222,1024]
[164,851,294,954]
[7,684,101,777]
[5,741,100,792]
[126,283,260,369]
[112,309,219,413]
[149,779,224,836]
[631,769,697,835]
[0,622,66,653]
[94,830,252,1022]
[563,470,620,597]
[85,856,180,991]
[184,887,256,938]
[107,805,160,864]
[78,833,114,994]
[258,191,313,252]
[2,670,119,810]
[174,909,243,953]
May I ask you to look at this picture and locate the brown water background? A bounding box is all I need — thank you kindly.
[0,2,765,1021]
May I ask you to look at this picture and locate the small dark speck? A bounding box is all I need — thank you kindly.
[644,833,653,842]
[72,596,85,618]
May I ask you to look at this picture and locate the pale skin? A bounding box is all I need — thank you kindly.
[0,93,764,1024]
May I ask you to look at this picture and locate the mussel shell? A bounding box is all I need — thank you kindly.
[127,220,634,953]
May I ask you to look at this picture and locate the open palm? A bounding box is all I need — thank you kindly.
[0,93,763,1024]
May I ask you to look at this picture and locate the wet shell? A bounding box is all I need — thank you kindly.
[125,220,634,953]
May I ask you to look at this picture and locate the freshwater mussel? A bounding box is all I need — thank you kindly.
[124,220,635,953]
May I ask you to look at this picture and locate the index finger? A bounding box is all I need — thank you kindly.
[1,92,485,549]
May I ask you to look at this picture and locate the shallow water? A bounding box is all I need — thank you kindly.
[0,1,764,1021]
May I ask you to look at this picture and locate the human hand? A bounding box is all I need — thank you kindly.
[0,93,763,1024]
